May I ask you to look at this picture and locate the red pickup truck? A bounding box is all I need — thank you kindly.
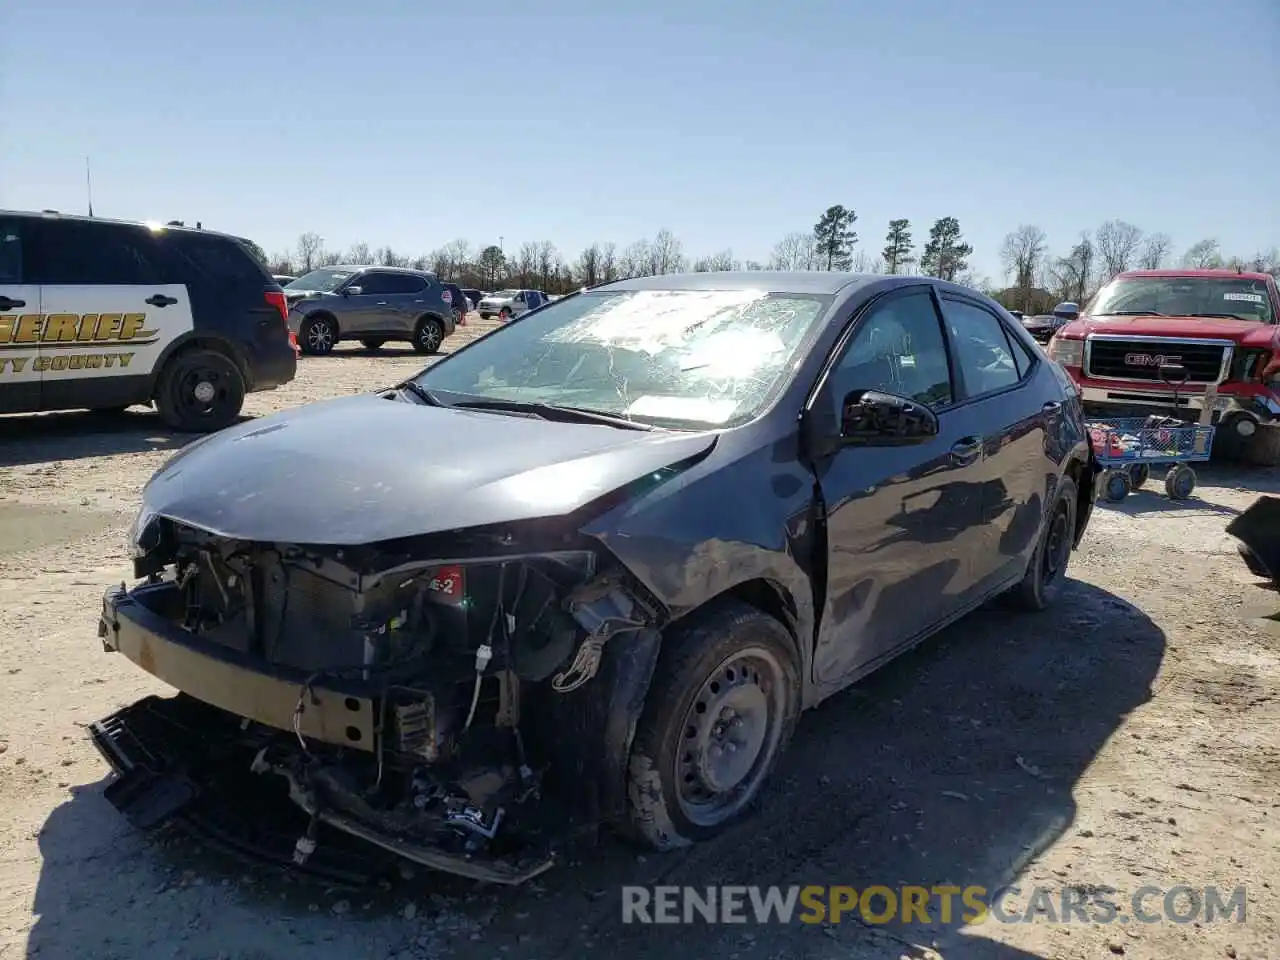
[1046,268,1280,459]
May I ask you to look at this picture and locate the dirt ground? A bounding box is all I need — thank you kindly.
[0,319,1277,960]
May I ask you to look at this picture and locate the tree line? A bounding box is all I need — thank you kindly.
[262,206,1277,307]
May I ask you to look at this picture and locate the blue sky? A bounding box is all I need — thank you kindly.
[2,0,1277,280]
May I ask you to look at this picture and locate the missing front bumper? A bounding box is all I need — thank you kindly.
[89,693,557,886]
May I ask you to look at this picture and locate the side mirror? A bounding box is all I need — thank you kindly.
[344,285,363,297]
[1052,301,1080,321]
[841,390,939,446]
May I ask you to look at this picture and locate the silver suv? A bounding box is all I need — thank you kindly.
[284,265,456,355]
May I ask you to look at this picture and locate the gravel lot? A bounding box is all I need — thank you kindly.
[0,317,1277,960]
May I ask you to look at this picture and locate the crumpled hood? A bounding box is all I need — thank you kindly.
[1076,314,1278,346]
[142,394,717,544]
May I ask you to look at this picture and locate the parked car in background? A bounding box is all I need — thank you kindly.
[1048,269,1280,459]
[283,265,456,356]
[91,271,1096,886]
[461,288,485,308]
[1021,308,1072,344]
[272,274,297,286]
[439,282,470,326]
[0,210,296,431]
[476,288,547,320]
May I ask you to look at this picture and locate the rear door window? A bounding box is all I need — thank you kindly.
[27,219,166,285]
[0,220,23,283]
[383,273,427,295]
[939,297,1025,398]
[165,233,269,287]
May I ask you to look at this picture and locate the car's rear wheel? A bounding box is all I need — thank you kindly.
[300,315,337,355]
[360,338,385,351]
[412,316,445,355]
[1009,474,1078,611]
[625,599,800,850]
[154,349,245,433]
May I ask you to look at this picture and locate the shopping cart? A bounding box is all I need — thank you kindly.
[1087,415,1215,501]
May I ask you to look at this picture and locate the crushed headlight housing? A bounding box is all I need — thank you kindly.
[1049,336,1084,367]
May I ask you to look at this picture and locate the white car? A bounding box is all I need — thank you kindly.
[475,289,547,320]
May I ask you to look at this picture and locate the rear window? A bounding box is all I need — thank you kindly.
[165,233,271,287]
[27,219,167,285]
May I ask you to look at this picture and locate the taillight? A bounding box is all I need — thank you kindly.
[264,290,289,325]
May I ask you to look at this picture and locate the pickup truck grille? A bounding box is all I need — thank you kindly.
[1085,339,1228,384]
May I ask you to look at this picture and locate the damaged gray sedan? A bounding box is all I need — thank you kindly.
[91,271,1097,884]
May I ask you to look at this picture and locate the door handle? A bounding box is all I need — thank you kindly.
[950,436,983,466]
[376,301,389,305]
[145,294,178,307]
[1042,400,1062,413]
[0,296,25,311]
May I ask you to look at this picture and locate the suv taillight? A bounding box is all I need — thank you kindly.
[264,290,289,325]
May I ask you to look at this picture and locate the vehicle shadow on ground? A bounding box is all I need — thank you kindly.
[0,409,241,468]
[1098,489,1242,518]
[26,579,1163,960]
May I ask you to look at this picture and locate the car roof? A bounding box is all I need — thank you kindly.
[1117,268,1274,283]
[333,264,435,276]
[0,208,245,243]
[600,270,884,296]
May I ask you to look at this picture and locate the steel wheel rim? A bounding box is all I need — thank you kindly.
[307,321,333,351]
[175,364,233,420]
[1042,505,1070,584]
[419,322,442,350]
[675,646,786,827]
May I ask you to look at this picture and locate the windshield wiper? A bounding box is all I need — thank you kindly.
[1103,310,1169,316]
[452,398,655,431]
[1186,313,1252,320]
[395,380,444,406]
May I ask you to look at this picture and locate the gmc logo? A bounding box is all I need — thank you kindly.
[1124,353,1181,367]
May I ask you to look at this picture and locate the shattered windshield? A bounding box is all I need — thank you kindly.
[1089,276,1275,323]
[414,289,830,427]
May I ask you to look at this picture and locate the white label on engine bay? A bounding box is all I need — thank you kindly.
[625,394,740,423]
[1224,292,1264,303]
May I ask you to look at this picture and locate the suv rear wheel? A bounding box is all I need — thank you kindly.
[412,316,445,355]
[154,349,245,433]
[300,315,337,355]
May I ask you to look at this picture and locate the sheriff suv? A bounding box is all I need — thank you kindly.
[0,210,297,432]
[283,266,457,355]
[1047,269,1280,459]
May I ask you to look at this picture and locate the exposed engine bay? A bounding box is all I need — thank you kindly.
[92,517,663,884]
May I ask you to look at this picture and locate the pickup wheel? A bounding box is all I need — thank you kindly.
[1009,474,1078,612]
[624,599,800,850]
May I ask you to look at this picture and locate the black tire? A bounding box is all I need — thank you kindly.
[498,307,512,321]
[154,349,245,433]
[412,316,445,355]
[1009,474,1078,612]
[1102,469,1131,503]
[625,599,800,850]
[360,338,385,351]
[479,312,492,320]
[1245,422,1280,466]
[1128,463,1150,488]
[1164,464,1196,500]
[300,314,337,355]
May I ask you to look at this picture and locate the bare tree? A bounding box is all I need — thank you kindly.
[769,232,821,270]
[535,241,558,291]
[619,239,652,278]
[598,241,618,282]
[575,244,602,286]
[1138,232,1173,270]
[849,248,883,273]
[1248,248,1280,277]
[1182,238,1223,268]
[295,232,324,272]
[1050,234,1095,304]
[269,252,296,276]
[647,229,686,275]
[1095,220,1144,281]
[692,250,737,272]
[513,242,539,285]
[1000,224,1048,296]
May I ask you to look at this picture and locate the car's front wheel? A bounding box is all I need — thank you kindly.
[1009,474,1078,610]
[625,599,800,850]
[412,316,445,355]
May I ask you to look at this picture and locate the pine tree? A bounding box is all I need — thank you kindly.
[812,205,858,271]
[919,217,973,281]
[882,219,913,274]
